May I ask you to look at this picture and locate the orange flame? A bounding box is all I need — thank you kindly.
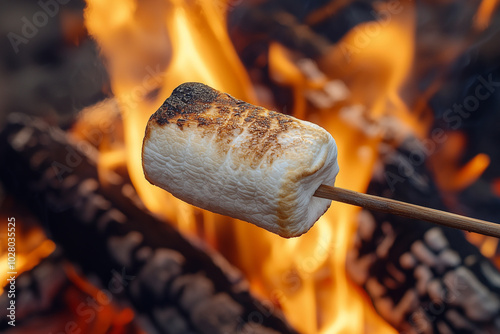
[475,0,500,30]
[79,0,430,332]
[0,224,55,294]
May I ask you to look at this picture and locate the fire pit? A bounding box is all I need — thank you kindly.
[1,1,500,333]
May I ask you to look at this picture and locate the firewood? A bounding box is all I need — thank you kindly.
[347,138,500,333]
[0,250,69,330]
[0,113,297,334]
[143,82,499,239]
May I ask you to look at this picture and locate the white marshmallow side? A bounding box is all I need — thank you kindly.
[143,116,339,238]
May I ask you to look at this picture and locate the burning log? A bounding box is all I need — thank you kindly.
[0,113,297,334]
[0,250,68,330]
[0,249,142,333]
[347,139,500,333]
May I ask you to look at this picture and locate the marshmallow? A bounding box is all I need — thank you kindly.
[142,82,339,237]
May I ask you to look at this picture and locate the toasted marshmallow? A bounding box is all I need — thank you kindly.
[142,82,339,237]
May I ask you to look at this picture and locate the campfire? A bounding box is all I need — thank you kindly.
[2,0,500,333]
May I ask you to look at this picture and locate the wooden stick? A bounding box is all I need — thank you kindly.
[314,185,500,238]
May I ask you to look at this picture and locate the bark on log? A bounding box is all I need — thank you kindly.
[0,113,297,334]
[348,138,500,334]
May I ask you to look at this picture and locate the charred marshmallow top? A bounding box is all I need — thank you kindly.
[142,82,339,237]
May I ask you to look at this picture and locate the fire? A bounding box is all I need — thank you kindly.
[0,221,55,294]
[475,0,500,30]
[85,0,254,228]
[81,0,430,332]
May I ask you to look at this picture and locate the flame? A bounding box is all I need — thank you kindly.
[474,0,500,30]
[85,0,254,227]
[318,1,424,138]
[80,0,429,332]
[0,223,55,294]
[65,264,135,333]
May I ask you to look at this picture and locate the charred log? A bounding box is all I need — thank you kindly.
[0,113,297,334]
[348,138,500,333]
[0,250,68,329]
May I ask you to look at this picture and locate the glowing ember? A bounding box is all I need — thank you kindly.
[429,132,490,192]
[0,224,55,294]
